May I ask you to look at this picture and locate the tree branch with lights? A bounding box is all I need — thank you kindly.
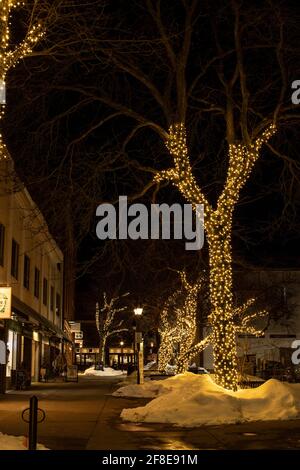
[0,0,44,160]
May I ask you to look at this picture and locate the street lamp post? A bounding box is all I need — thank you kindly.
[134,307,144,385]
[120,341,124,371]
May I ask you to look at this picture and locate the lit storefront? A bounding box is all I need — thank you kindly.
[109,347,135,369]
[4,302,69,388]
[75,346,135,370]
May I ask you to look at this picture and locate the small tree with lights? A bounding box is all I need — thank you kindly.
[95,292,129,366]
[158,271,204,374]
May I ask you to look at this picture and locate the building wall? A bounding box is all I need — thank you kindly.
[0,187,63,328]
[0,164,64,388]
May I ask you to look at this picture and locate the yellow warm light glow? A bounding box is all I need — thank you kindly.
[155,121,276,390]
[134,307,143,316]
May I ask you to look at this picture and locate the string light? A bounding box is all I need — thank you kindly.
[0,1,44,161]
[155,122,276,390]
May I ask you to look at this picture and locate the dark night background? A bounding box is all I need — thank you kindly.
[1,0,299,344]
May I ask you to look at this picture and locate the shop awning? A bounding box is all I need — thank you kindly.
[12,296,71,343]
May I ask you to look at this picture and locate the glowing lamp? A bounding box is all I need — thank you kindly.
[134,307,143,316]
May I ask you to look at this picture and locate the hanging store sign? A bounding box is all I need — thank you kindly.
[69,322,81,333]
[74,331,83,340]
[0,287,12,319]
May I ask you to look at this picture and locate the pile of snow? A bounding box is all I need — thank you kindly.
[120,373,300,427]
[144,361,156,371]
[113,378,173,398]
[84,366,126,377]
[0,433,48,450]
[165,364,176,375]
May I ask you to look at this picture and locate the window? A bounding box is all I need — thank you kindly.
[56,293,61,317]
[34,268,40,298]
[11,239,19,279]
[43,278,48,306]
[50,286,54,311]
[0,223,5,266]
[23,255,30,289]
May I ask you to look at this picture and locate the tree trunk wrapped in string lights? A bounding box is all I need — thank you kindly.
[158,270,204,374]
[0,1,44,160]
[155,122,276,390]
[157,293,176,372]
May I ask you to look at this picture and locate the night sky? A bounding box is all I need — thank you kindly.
[2,0,300,327]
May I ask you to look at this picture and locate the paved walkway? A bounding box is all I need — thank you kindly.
[1,376,300,450]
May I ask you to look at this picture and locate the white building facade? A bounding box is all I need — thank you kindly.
[0,161,67,390]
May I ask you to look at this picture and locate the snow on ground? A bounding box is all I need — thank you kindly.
[0,433,48,450]
[120,372,300,427]
[113,377,173,398]
[144,361,157,371]
[83,366,126,377]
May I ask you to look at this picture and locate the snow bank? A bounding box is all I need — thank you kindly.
[0,433,48,450]
[144,361,156,371]
[113,377,175,398]
[83,366,126,377]
[120,373,300,427]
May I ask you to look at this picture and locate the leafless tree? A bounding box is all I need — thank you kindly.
[95,291,129,365]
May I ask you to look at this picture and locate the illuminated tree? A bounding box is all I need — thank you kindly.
[95,292,129,365]
[155,123,276,389]
[0,0,43,161]
[157,291,178,372]
[158,271,204,374]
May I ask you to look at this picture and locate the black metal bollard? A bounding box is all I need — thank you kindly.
[22,395,45,450]
[29,396,38,450]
